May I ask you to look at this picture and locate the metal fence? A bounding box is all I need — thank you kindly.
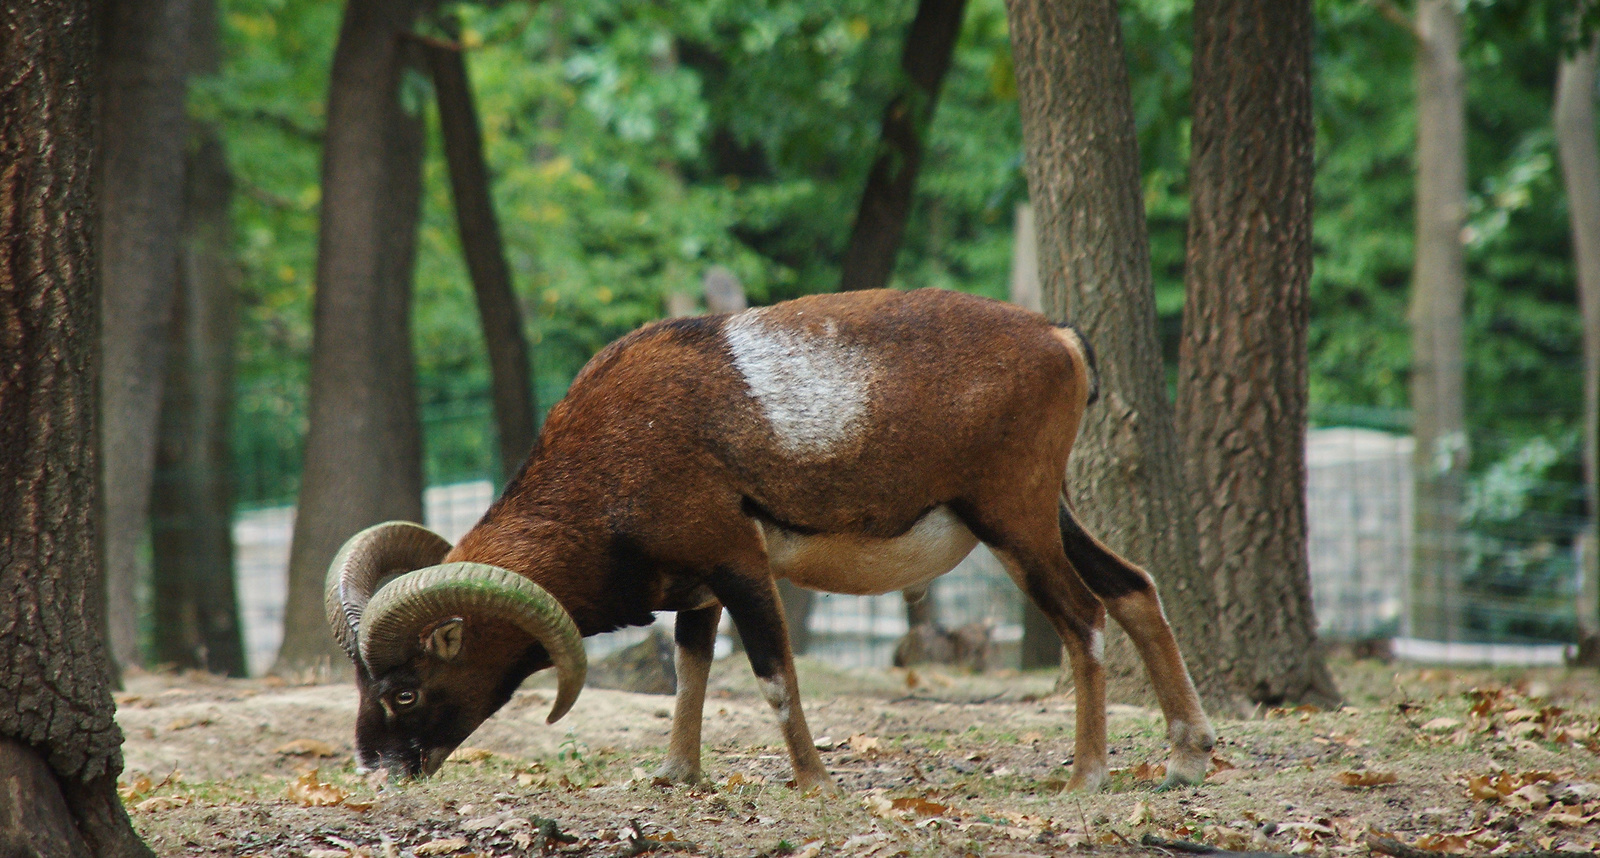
[231,396,1585,674]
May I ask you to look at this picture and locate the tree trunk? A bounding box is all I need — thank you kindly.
[425,34,538,484]
[839,0,968,292]
[0,1,153,851]
[273,0,429,677]
[97,0,198,672]
[1555,34,1600,663]
[1008,203,1063,670]
[1003,0,1234,712]
[1407,0,1469,644]
[1176,0,1338,708]
[150,0,247,677]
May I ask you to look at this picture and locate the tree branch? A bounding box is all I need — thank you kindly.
[1365,0,1421,41]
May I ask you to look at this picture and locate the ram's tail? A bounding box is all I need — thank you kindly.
[1051,323,1100,407]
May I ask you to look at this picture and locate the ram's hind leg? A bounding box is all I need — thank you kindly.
[989,542,1113,791]
[657,604,722,784]
[1057,499,1215,787]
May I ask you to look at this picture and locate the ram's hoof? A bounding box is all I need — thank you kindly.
[653,759,704,785]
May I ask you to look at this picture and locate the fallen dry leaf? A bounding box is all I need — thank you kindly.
[447,747,494,764]
[1542,808,1593,828]
[848,734,882,754]
[862,792,895,818]
[133,795,190,813]
[1416,832,1477,852]
[1127,800,1154,826]
[1421,717,1463,732]
[889,796,950,818]
[1201,825,1254,851]
[413,839,468,856]
[286,769,350,808]
[1206,768,1252,784]
[119,774,154,802]
[1129,761,1166,781]
[1335,770,1398,788]
[275,738,337,757]
[306,850,350,858]
[1506,783,1552,812]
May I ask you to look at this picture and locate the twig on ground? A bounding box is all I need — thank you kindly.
[1139,832,1295,857]
[1364,833,1592,858]
[1141,833,1220,854]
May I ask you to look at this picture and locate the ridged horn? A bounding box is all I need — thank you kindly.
[357,563,587,724]
[324,521,452,664]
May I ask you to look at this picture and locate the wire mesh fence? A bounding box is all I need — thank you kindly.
[230,392,1587,675]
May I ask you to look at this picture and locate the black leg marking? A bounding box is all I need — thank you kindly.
[1058,501,1153,599]
[675,604,720,660]
[705,566,787,680]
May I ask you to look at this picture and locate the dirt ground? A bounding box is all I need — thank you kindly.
[116,658,1600,857]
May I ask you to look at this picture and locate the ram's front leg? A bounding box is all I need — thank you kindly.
[707,566,837,795]
[656,604,722,784]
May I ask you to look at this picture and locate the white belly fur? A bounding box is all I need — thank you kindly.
[761,505,979,596]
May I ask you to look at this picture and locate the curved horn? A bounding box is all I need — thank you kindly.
[324,521,452,664]
[357,563,587,724]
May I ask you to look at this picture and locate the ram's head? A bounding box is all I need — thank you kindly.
[325,522,587,778]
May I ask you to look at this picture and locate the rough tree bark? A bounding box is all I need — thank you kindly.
[1176,0,1339,707]
[98,0,198,672]
[1406,0,1469,644]
[150,0,247,677]
[424,32,538,484]
[1555,34,1600,664]
[273,0,429,676]
[0,1,154,852]
[838,0,968,292]
[1003,0,1235,711]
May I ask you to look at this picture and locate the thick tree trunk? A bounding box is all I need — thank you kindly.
[425,35,538,484]
[98,0,198,672]
[274,0,429,676]
[1407,0,1469,644]
[1003,0,1234,711]
[1177,0,1338,708]
[0,2,153,851]
[839,0,968,292]
[150,0,247,677]
[1555,35,1600,663]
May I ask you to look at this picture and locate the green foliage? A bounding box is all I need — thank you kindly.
[214,0,1594,545]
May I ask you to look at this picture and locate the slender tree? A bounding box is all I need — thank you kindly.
[98,0,198,671]
[839,0,968,292]
[424,30,538,484]
[150,0,247,677]
[1406,0,1469,643]
[1176,0,1338,707]
[1009,203,1062,670]
[1555,31,1600,664]
[1003,0,1234,711]
[0,0,153,852]
[273,0,430,675]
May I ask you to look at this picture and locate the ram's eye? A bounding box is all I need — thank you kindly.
[394,690,418,708]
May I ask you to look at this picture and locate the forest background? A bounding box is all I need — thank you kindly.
[158,0,1591,667]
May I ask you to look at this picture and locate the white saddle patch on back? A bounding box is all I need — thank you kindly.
[722,311,875,458]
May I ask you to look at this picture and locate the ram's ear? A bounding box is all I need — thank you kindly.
[422,617,466,662]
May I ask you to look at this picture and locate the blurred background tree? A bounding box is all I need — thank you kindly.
[91,0,1600,670]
